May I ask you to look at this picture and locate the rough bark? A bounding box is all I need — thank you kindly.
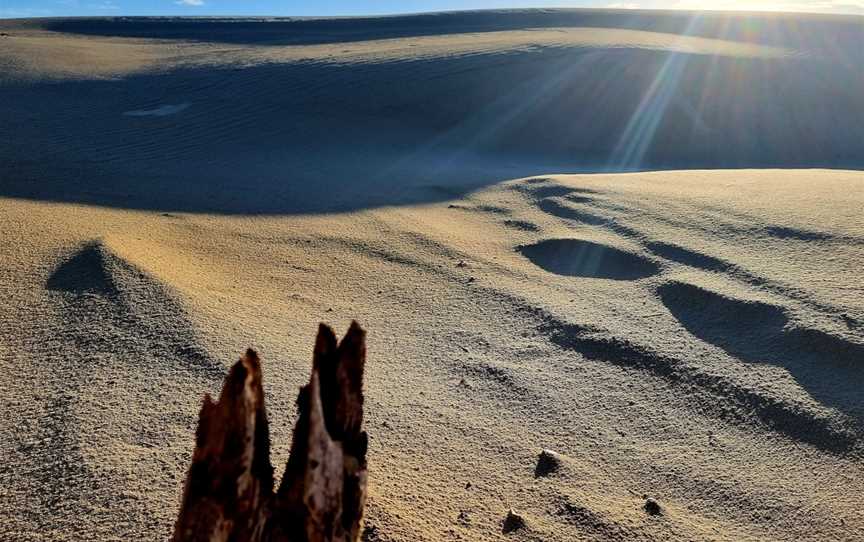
[172,322,368,542]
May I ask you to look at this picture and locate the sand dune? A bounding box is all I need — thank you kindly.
[1,9,863,542]
[2,10,863,215]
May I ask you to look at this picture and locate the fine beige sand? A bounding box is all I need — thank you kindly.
[1,10,863,541]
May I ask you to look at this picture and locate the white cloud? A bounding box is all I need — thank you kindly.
[175,0,205,6]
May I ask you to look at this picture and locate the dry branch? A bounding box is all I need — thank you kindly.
[172,322,367,542]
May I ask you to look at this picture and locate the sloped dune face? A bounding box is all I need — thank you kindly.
[0,10,862,214]
[1,9,864,542]
[4,239,224,539]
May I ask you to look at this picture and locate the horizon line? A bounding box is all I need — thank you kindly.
[2,6,863,21]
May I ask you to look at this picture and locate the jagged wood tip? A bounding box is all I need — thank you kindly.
[172,322,367,542]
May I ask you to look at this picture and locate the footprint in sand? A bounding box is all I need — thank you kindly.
[657,281,863,367]
[658,281,864,427]
[537,198,607,226]
[519,239,659,280]
[515,181,610,226]
[502,219,540,232]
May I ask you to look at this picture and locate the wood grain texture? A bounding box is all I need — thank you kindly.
[172,322,367,542]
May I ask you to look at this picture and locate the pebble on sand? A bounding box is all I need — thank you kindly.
[502,508,526,533]
[644,497,663,516]
[535,448,562,477]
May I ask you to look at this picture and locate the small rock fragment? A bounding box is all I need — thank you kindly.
[534,448,562,477]
[362,524,382,542]
[502,508,526,533]
[644,497,663,516]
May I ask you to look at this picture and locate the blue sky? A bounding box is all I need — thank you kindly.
[2,0,863,18]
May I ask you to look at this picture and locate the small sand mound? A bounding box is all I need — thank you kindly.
[519,239,659,280]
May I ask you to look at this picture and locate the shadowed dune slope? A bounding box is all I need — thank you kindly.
[25,9,864,48]
[1,10,863,214]
[2,238,224,539]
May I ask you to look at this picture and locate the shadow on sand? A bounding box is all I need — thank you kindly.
[659,281,864,426]
[1,14,863,215]
[519,239,659,280]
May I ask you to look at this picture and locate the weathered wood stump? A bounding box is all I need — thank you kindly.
[172,322,368,542]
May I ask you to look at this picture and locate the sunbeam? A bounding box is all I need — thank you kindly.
[608,14,705,170]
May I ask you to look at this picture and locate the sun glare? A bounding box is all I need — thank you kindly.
[671,0,852,13]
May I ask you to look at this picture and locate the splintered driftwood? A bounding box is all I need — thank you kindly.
[172,322,368,542]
